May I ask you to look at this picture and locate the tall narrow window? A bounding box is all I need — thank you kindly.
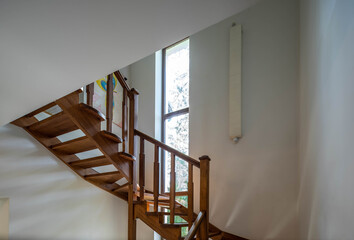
[162,38,190,199]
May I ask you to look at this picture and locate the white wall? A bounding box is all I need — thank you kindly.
[129,0,300,239]
[0,198,9,239]
[298,0,354,239]
[189,0,299,239]
[0,0,261,127]
[0,124,128,239]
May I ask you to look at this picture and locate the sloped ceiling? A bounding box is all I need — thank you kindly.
[0,0,259,126]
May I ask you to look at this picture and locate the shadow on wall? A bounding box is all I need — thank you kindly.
[0,124,128,239]
[0,198,9,239]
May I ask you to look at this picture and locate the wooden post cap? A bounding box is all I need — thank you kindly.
[199,155,211,161]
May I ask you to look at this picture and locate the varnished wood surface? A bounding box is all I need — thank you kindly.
[100,130,122,143]
[28,111,78,137]
[170,154,176,224]
[70,156,110,169]
[78,103,106,121]
[106,74,113,132]
[184,211,205,240]
[199,157,210,239]
[134,202,181,240]
[51,136,96,154]
[85,171,124,183]
[114,71,131,92]
[86,83,94,107]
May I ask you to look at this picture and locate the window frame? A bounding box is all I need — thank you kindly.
[161,37,190,194]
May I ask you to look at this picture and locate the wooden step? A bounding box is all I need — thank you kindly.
[51,136,96,154]
[28,112,78,137]
[79,103,105,121]
[117,152,136,161]
[145,212,188,216]
[143,192,170,201]
[100,130,122,143]
[113,183,129,192]
[85,171,124,183]
[161,223,188,228]
[69,156,110,169]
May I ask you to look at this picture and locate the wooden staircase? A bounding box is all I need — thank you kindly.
[12,71,247,240]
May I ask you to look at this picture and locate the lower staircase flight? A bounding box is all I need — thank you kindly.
[12,71,247,240]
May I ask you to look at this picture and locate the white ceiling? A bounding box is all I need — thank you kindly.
[0,0,259,126]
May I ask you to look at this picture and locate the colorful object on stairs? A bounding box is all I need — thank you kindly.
[94,73,123,128]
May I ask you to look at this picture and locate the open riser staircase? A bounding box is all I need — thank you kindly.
[12,71,246,240]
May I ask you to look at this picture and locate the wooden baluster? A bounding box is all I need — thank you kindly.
[128,89,139,155]
[199,156,210,240]
[170,153,176,224]
[154,145,160,212]
[106,74,113,132]
[188,162,194,228]
[122,88,128,151]
[139,137,145,201]
[129,89,139,192]
[128,161,137,240]
[86,83,94,107]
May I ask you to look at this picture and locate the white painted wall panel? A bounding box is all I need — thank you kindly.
[229,24,242,139]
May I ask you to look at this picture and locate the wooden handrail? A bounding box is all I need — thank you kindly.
[134,129,200,168]
[184,211,206,240]
[113,70,131,92]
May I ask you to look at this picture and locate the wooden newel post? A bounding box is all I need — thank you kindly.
[129,88,139,192]
[199,155,210,240]
[86,83,94,107]
[128,88,139,240]
[139,137,145,201]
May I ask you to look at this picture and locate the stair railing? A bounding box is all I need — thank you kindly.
[85,71,136,153]
[134,129,210,239]
[84,71,140,240]
[84,70,210,239]
[184,211,206,240]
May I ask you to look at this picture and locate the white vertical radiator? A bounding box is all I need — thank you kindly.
[229,24,242,142]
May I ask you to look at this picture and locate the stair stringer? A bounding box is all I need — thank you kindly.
[56,91,132,180]
[134,202,182,240]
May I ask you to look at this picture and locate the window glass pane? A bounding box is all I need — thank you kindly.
[164,113,189,192]
[165,39,189,113]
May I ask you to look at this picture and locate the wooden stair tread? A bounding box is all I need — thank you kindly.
[79,103,105,121]
[117,152,136,161]
[85,171,124,183]
[134,203,182,240]
[142,192,169,201]
[145,211,187,216]
[161,222,188,228]
[70,156,110,169]
[113,183,129,192]
[100,130,122,143]
[28,111,78,137]
[51,136,96,154]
